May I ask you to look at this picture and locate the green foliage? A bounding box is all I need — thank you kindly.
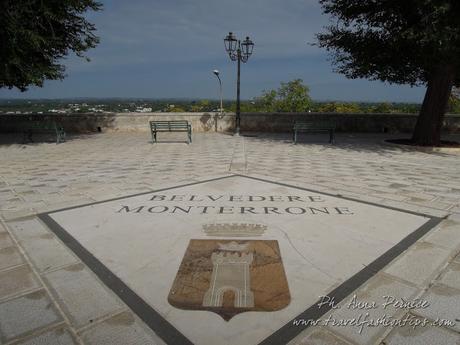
[316,0,460,87]
[0,0,102,91]
[165,104,186,112]
[189,100,212,112]
[448,93,460,113]
[315,102,362,113]
[276,80,312,112]
[372,102,394,113]
[450,87,460,113]
[309,101,420,114]
[252,79,312,112]
[256,90,277,112]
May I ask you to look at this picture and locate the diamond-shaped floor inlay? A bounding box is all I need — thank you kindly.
[36,175,440,345]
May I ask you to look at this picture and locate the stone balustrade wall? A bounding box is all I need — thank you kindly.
[1,112,459,133]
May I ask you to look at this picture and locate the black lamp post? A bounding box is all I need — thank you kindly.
[224,32,254,135]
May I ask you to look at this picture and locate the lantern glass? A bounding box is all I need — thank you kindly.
[224,32,237,53]
[241,36,254,58]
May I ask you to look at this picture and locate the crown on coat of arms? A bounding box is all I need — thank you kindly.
[202,223,267,237]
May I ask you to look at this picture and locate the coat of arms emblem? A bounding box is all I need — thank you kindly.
[168,234,290,321]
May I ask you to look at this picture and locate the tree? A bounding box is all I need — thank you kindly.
[276,79,312,112]
[254,89,277,112]
[1,0,102,91]
[316,0,460,145]
[254,79,312,112]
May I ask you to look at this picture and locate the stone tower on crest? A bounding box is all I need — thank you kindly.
[202,242,254,308]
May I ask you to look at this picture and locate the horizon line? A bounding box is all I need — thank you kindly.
[0,97,422,104]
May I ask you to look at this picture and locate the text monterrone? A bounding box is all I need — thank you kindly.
[117,205,354,215]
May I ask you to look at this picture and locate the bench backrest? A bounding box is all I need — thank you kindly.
[150,120,190,130]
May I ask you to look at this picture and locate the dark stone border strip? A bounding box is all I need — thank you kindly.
[39,213,193,345]
[235,176,444,343]
[235,174,440,218]
[37,174,444,345]
[258,216,442,345]
[43,174,235,215]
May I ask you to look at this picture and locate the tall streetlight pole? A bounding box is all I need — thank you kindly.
[224,32,254,135]
[212,69,223,114]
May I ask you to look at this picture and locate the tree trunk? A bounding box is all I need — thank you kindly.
[412,64,455,146]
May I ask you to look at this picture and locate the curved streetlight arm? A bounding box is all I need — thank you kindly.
[212,70,223,114]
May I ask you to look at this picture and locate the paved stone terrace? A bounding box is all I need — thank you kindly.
[0,131,460,345]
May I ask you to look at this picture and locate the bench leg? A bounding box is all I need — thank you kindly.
[330,129,335,144]
[59,131,66,143]
[188,130,192,144]
[151,131,156,143]
[294,130,297,144]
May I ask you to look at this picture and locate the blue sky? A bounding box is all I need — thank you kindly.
[0,0,426,102]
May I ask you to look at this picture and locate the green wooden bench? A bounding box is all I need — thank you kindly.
[293,120,335,144]
[22,121,66,144]
[149,120,192,144]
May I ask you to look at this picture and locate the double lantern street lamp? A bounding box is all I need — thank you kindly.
[224,32,254,135]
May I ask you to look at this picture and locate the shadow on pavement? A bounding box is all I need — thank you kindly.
[0,132,102,146]
[240,132,459,158]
